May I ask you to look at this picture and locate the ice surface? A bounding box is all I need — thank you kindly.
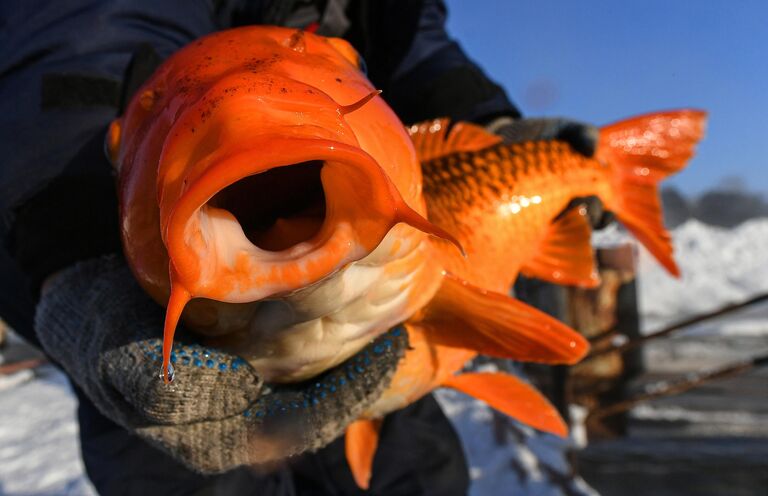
[0,365,96,496]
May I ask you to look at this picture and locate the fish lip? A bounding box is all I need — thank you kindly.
[162,136,405,303]
[239,325,408,463]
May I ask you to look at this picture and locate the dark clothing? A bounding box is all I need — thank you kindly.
[290,394,470,495]
[1,0,517,493]
[78,386,468,496]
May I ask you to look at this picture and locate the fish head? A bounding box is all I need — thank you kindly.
[114,28,430,303]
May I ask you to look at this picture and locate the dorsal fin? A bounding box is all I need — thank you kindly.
[418,273,589,364]
[407,118,502,162]
[521,204,600,287]
[345,418,382,490]
[442,372,567,436]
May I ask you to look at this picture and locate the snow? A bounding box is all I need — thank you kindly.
[632,218,768,373]
[630,404,766,426]
[434,361,597,496]
[635,218,768,333]
[434,388,597,496]
[1,218,766,495]
[0,365,96,496]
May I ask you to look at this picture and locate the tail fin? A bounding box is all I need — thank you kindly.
[598,109,707,276]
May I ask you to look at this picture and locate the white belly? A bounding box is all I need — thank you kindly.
[235,225,442,382]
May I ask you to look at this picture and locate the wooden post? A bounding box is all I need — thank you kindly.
[513,275,572,422]
[568,244,642,438]
[515,243,643,439]
[0,318,7,349]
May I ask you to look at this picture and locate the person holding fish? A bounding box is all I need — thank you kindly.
[1,0,704,494]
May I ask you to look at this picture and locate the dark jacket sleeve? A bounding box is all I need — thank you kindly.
[345,0,520,125]
[0,0,228,341]
[0,0,226,214]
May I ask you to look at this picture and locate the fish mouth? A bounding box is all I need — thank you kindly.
[156,134,456,424]
[158,135,451,386]
[163,136,415,302]
[163,134,458,304]
[156,141,417,460]
[207,159,327,253]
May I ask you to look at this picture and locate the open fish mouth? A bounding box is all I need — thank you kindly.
[158,134,459,385]
[162,135,431,303]
[207,160,326,252]
[160,138,415,381]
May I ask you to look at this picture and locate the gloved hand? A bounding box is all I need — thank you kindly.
[486,115,613,228]
[485,115,599,157]
[35,255,407,473]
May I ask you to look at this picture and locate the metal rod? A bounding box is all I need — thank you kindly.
[586,292,768,360]
[0,358,46,375]
[587,353,768,421]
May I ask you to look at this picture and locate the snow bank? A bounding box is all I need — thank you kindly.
[595,218,768,333]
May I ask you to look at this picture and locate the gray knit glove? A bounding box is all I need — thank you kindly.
[34,256,407,473]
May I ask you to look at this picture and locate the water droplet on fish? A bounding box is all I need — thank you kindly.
[159,363,176,383]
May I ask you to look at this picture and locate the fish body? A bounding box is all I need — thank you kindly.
[423,137,603,292]
[109,25,706,488]
[365,111,706,419]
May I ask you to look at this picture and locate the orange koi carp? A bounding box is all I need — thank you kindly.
[110,26,457,386]
[108,25,706,487]
[346,111,706,487]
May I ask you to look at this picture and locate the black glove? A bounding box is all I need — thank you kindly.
[486,115,599,158]
[34,255,407,473]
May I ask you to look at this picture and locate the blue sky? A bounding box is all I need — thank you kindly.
[445,0,767,196]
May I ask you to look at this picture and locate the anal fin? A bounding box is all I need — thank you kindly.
[521,204,600,288]
[443,372,567,436]
[345,418,382,490]
[420,274,589,365]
